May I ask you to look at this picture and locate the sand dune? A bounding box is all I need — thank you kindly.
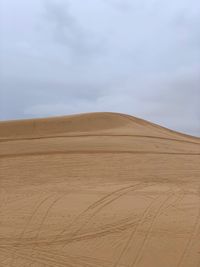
[0,112,200,267]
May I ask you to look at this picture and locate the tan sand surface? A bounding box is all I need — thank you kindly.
[0,112,200,267]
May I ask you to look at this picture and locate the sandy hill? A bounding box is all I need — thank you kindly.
[0,112,199,141]
[0,112,200,267]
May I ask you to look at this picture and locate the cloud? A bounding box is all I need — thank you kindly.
[103,0,133,12]
[42,0,103,59]
[0,0,199,136]
[44,0,82,46]
[21,64,200,135]
[136,65,200,134]
[23,92,140,118]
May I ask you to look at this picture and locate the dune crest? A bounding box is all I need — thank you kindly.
[0,112,130,139]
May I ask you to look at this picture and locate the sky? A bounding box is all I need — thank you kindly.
[0,0,200,136]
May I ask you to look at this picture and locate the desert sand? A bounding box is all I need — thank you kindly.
[0,112,200,267]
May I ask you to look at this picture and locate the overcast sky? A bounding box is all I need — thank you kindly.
[0,0,199,136]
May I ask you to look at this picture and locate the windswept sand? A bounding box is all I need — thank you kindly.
[0,112,200,267]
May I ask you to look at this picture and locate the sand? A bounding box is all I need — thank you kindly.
[0,112,200,267]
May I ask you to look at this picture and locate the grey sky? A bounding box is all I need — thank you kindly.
[0,0,199,136]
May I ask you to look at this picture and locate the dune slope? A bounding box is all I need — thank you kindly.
[0,112,200,267]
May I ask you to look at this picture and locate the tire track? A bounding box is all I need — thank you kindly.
[118,113,183,141]
[37,249,130,267]
[5,186,180,266]
[177,193,200,267]
[120,113,200,144]
[16,194,54,240]
[158,188,185,215]
[56,184,184,251]
[1,246,130,267]
[34,196,63,245]
[0,133,199,146]
[113,195,161,267]
[30,248,110,267]
[0,253,11,266]
[0,184,145,248]
[1,185,186,266]
[55,215,139,245]
[1,246,128,267]
[1,150,200,159]
[131,191,176,267]
[0,212,140,248]
[113,186,183,267]
[53,183,149,247]
[52,183,144,243]
[0,187,8,212]
[9,194,56,267]
[0,247,75,267]
[29,195,65,267]
[27,196,63,263]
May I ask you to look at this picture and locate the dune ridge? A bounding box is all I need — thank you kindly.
[0,112,199,141]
